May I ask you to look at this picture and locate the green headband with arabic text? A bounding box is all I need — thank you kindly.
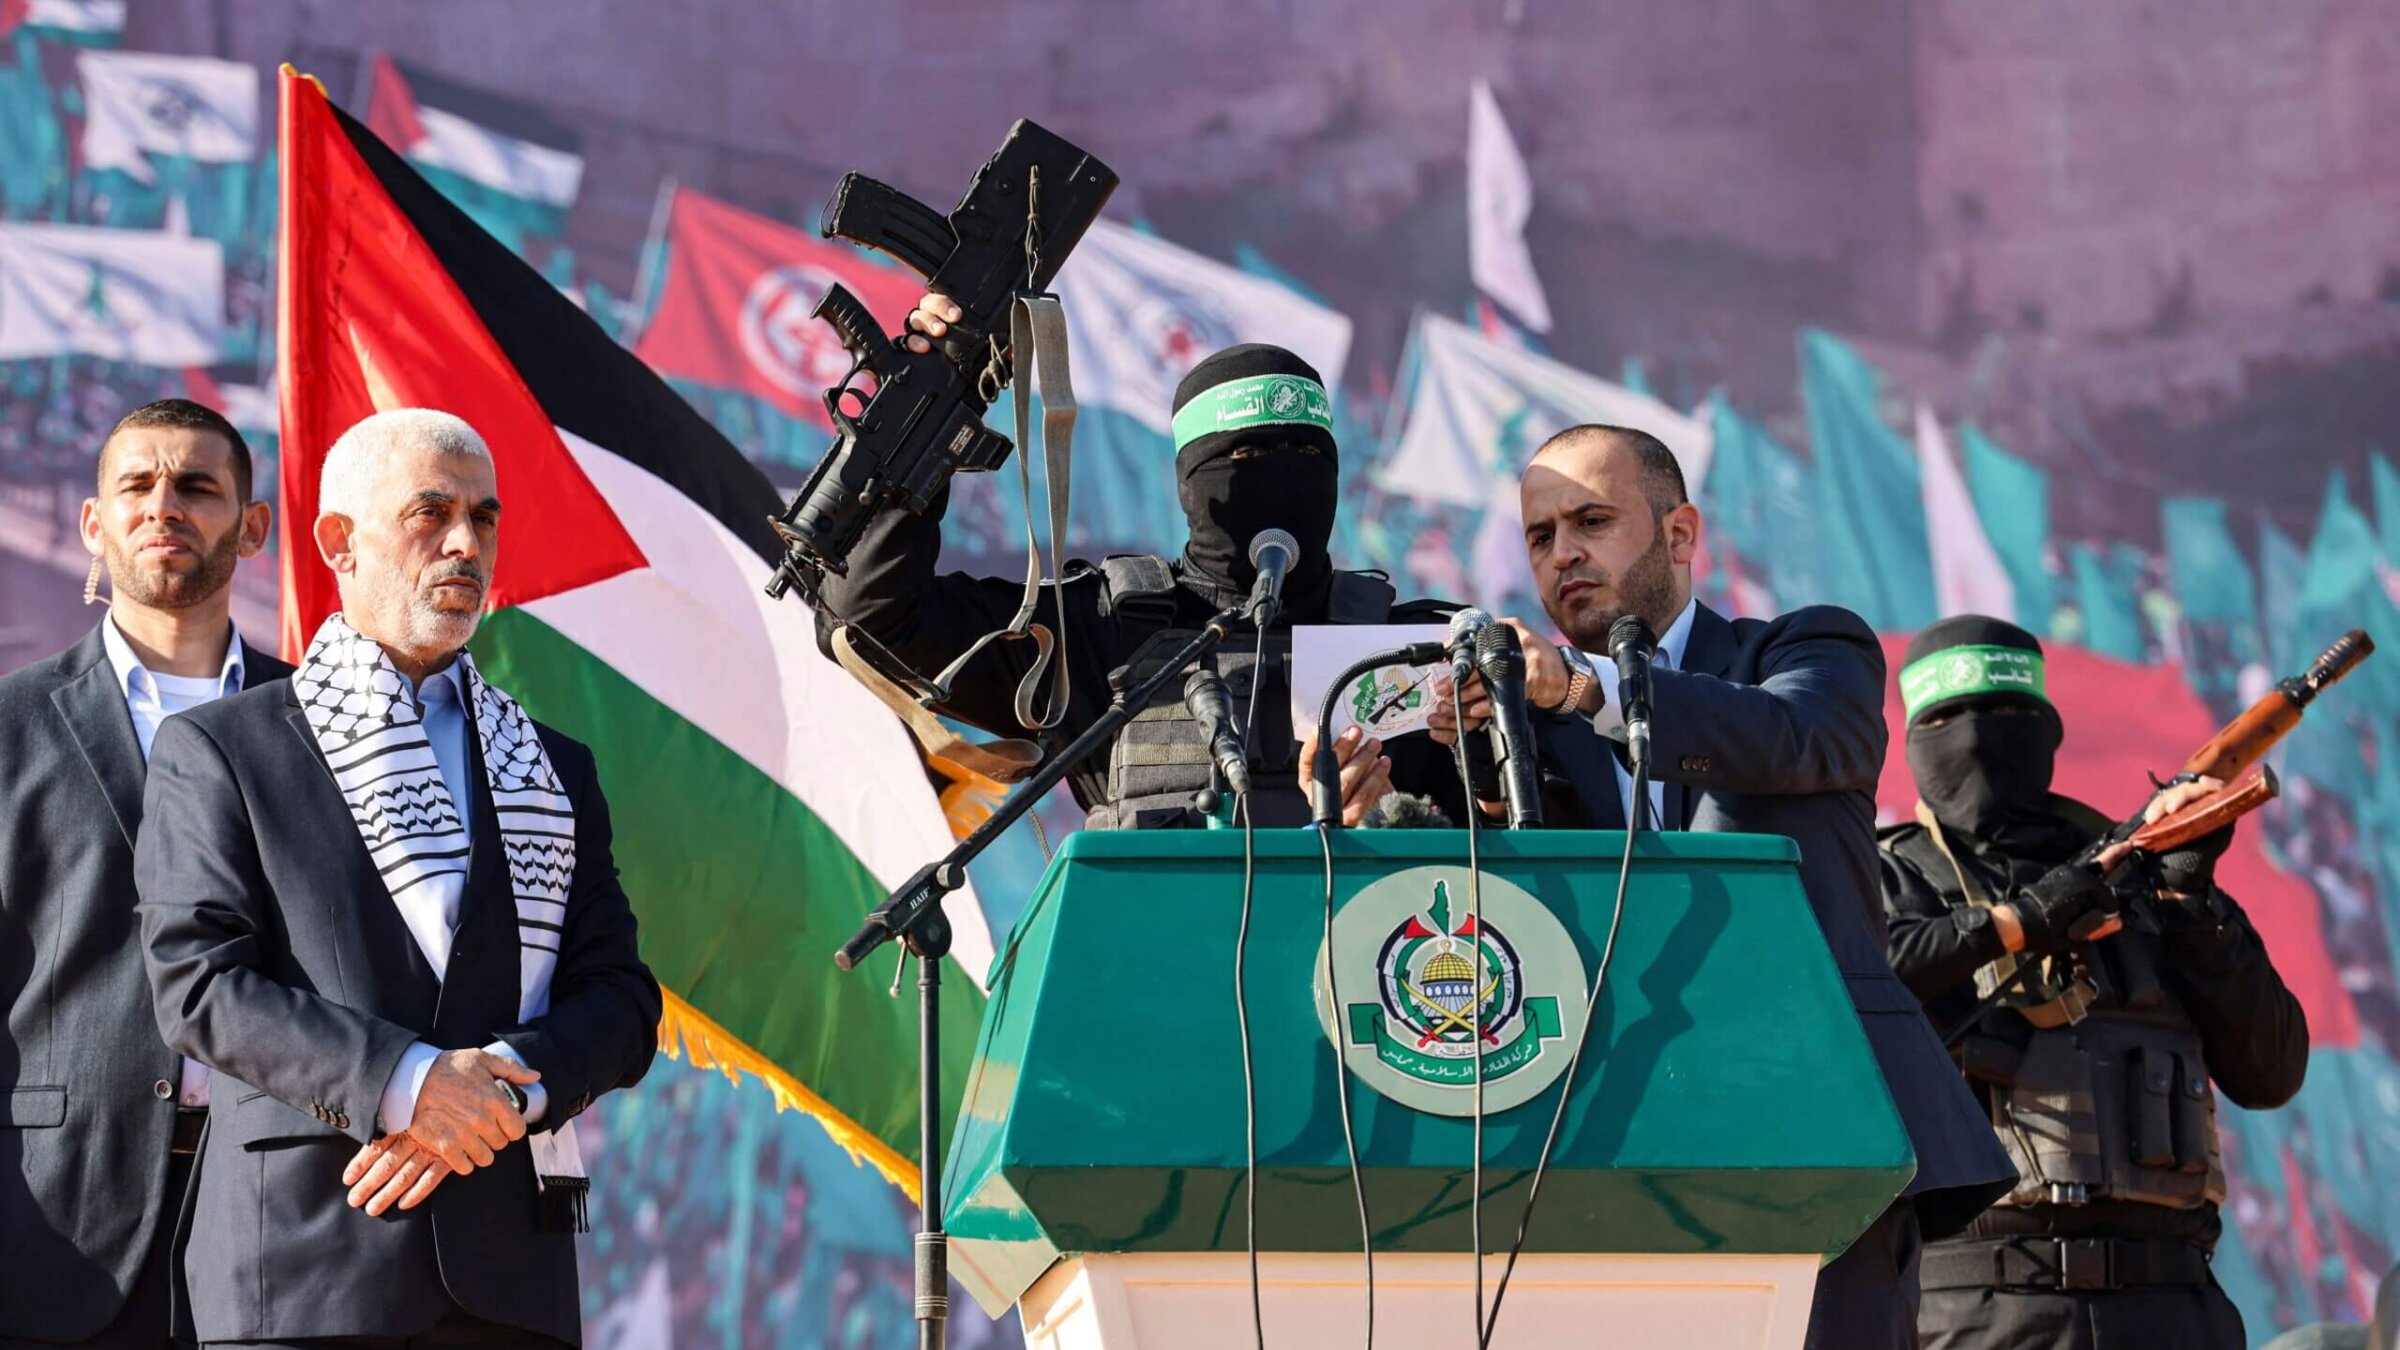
[1900,644,2050,721]
[1170,373,1335,453]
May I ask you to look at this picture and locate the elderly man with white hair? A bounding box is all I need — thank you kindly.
[134,408,659,1350]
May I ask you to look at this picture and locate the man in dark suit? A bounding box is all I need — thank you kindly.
[136,408,660,1349]
[1438,424,2017,1349]
[1,399,283,1350]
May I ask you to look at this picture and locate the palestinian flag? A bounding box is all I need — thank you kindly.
[1,0,125,45]
[274,66,991,1191]
[363,54,583,254]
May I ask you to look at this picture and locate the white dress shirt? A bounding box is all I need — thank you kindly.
[101,617,245,1107]
[375,663,548,1134]
[1577,596,1698,830]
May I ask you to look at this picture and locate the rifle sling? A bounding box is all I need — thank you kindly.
[829,294,1080,783]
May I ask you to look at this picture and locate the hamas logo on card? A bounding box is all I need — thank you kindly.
[1314,866,1586,1116]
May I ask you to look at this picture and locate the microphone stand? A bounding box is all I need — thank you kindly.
[833,598,1255,1350]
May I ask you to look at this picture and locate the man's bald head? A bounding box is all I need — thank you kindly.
[1531,425,1688,520]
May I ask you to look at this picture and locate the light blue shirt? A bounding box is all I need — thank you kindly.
[378,660,548,1134]
[417,665,473,848]
[1578,596,1698,830]
[101,617,245,1107]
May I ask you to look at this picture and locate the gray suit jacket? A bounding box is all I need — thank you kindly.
[135,677,660,1346]
[1535,602,2016,1238]
[0,621,288,1342]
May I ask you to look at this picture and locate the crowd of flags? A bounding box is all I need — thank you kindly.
[4,16,2400,1343]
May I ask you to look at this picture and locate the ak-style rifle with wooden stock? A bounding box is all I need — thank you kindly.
[1942,629,2376,1047]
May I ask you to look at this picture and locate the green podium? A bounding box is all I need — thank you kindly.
[943,830,1915,1349]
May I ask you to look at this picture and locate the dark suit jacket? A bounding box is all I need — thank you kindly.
[134,677,661,1345]
[0,621,288,1342]
[1535,602,2015,1239]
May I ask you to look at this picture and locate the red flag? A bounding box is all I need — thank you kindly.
[275,67,644,659]
[1875,634,2363,1048]
[631,187,922,425]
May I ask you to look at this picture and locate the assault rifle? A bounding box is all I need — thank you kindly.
[764,120,1117,595]
[1943,629,2375,1046]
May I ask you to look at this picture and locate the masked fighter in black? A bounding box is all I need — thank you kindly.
[1879,615,2309,1350]
[814,294,1458,829]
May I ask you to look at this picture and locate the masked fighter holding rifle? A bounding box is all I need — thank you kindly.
[1879,615,2370,1350]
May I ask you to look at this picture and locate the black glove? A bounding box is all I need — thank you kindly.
[2156,821,2235,897]
[2011,861,2115,953]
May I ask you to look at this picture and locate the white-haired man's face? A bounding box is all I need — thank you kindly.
[315,439,500,675]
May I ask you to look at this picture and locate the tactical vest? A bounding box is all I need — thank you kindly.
[1884,810,2228,1213]
[1086,554,1396,831]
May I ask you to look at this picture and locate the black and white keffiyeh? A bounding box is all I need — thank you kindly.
[294,611,589,1227]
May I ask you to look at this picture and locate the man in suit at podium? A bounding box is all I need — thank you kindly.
[1436,423,2016,1349]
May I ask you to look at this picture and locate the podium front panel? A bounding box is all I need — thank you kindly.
[943,829,1915,1315]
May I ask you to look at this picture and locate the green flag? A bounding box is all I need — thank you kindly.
[2372,451,2400,563]
[1799,330,1934,630]
[2162,497,2262,710]
[1960,423,2053,628]
[2286,470,2400,790]
[2164,498,2257,628]
[2259,517,2308,676]
[2070,543,2143,662]
[1703,398,1822,611]
[2299,468,2380,615]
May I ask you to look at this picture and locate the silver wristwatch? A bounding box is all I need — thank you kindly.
[1553,645,1599,715]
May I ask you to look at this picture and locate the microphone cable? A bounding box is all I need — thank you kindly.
[1303,639,1459,1350]
[1234,624,1268,1349]
[1318,818,1377,1350]
[1449,724,1494,1346]
[1480,753,1647,1345]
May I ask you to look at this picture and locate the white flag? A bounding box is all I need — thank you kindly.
[1377,312,1711,509]
[77,51,259,185]
[1467,81,1550,334]
[27,0,125,33]
[1050,220,1352,435]
[1915,403,2016,622]
[0,222,223,366]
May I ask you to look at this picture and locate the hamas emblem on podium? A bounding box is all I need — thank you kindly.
[1313,866,1588,1116]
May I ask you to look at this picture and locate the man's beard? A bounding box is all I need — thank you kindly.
[105,522,242,610]
[1548,529,1678,652]
[391,562,486,655]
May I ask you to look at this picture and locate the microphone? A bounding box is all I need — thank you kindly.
[1474,623,1545,829]
[1608,615,1657,773]
[1361,792,1454,830]
[1445,607,1493,687]
[1246,528,1299,628]
[1183,667,1252,797]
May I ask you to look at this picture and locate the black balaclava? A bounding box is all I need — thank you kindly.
[1901,614,2068,846]
[1169,344,1340,609]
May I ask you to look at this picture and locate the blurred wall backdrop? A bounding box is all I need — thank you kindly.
[4,3,2399,1346]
